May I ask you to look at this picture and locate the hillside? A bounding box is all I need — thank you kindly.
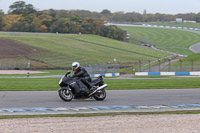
[0,33,170,68]
[119,26,200,55]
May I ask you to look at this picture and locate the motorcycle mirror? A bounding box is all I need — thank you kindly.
[65,71,72,77]
[66,71,71,74]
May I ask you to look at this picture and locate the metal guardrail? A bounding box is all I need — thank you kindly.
[84,63,120,75]
[0,61,120,75]
[0,61,30,70]
[138,59,200,72]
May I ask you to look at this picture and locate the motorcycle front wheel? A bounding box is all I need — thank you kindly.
[58,88,73,101]
[93,89,106,101]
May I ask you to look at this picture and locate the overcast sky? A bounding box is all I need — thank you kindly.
[0,0,199,14]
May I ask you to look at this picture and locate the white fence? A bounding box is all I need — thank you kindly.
[142,24,200,31]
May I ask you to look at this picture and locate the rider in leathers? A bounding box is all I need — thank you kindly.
[72,62,94,90]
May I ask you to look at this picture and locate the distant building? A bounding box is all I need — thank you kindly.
[183,20,196,23]
[169,21,176,23]
[174,18,196,23]
[176,18,183,23]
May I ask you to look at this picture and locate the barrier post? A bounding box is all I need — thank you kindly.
[191,59,194,71]
[180,59,182,72]
[148,60,151,72]
[138,60,141,72]
[168,58,171,72]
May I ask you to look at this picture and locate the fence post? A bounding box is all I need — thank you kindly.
[116,62,120,73]
[138,60,141,72]
[106,63,108,73]
[191,59,194,71]
[27,60,31,70]
[148,60,151,72]
[180,59,182,72]
[168,58,171,72]
[158,59,161,72]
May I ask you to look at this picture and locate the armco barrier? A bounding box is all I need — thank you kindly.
[90,73,120,78]
[135,72,200,76]
[142,24,200,31]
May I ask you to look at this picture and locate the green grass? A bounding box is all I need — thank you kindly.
[106,78,200,89]
[118,26,200,55]
[0,33,169,68]
[0,78,59,91]
[1,78,200,91]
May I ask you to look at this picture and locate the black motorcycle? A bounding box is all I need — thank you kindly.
[58,72,107,101]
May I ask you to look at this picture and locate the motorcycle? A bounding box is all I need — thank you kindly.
[58,72,107,101]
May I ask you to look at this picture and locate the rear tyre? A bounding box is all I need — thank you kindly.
[93,89,106,101]
[59,88,73,101]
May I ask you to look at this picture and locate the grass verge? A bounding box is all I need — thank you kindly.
[0,78,200,91]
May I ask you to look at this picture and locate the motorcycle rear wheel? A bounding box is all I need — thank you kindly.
[93,89,106,101]
[59,89,73,101]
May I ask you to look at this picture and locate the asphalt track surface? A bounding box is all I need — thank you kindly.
[187,30,200,53]
[1,89,200,109]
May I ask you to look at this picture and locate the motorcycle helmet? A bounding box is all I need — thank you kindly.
[72,62,80,71]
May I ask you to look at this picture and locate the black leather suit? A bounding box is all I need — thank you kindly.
[73,67,92,89]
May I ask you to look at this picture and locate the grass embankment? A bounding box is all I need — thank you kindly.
[0,78,200,91]
[0,33,169,68]
[118,26,200,55]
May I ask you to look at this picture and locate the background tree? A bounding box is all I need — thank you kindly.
[0,10,4,30]
[49,9,56,18]
[8,1,26,14]
[110,11,125,22]
[10,21,27,31]
[38,14,53,31]
[101,9,111,15]
[22,4,37,16]
[8,1,36,15]
[50,18,68,33]
[2,15,22,31]
[24,13,41,32]
[194,13,200,23]
[143,10,147,15]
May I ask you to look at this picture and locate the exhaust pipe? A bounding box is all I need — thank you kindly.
[89,84,107,96]
[97,84,107,90]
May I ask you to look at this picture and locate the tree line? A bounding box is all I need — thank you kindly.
[0,1,125,41]
[0,1,200,41]
[103,9,200,23]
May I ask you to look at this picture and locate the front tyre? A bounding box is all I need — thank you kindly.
[58,88,73,101]
[93,89,106,101]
